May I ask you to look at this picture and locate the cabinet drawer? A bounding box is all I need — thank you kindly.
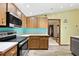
[41,37,48,39]
[30,36,39,39]
[4,46,17,56]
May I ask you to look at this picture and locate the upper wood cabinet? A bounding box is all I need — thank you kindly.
[8,3,17,15]
[26,16,48,28]
[0,3,6,26]
[0,3,24,27]
[8,3,22,19]
[26,17,30,28]
[38,17,48,28]
[21,14,26,28]
[27,17,38,28]
[16,9,22,19]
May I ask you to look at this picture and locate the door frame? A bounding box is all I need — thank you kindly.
[48,19,61,45]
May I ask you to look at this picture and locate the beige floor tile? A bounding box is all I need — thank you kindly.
[27,37,73,56]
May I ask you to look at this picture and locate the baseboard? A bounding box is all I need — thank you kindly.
[29,48,48,50]
[60,44,70,46]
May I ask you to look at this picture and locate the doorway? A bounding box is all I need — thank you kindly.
[48,19,60,45]
[48,25,54,37]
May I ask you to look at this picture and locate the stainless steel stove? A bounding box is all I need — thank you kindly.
[0,31,29,56]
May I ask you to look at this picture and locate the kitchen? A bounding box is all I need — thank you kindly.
[0,3,49,56]
[1,3,79,56]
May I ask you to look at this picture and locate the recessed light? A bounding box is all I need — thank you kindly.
[26,5,30,8]
[50,8,53,10]
[30,12,32,14]
[70,4,73,7]
[60,6,63,8]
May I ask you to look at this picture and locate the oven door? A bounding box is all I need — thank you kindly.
[19,39,29,56]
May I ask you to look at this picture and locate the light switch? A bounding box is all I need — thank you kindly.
[65,26,67,29]
[76,25,78,28]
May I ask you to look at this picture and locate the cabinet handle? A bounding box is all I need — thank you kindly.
[2,18,4,24]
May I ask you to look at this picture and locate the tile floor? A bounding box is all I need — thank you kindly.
[49,37,59,45]
[23,37,73,56]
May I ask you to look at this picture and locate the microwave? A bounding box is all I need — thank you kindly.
[6,12,22,27]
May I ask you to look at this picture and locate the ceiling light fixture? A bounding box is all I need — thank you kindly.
[30,12,32,14]
[50,8,53,10]
[60,6,63,8]
[70,4,73,7]
[26,5,30,8]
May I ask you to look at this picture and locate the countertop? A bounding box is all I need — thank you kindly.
[0,42,18,53]
[17,34,49,37]
[3,36,29,43]
[71,36,79,38]
[0,34,16,38]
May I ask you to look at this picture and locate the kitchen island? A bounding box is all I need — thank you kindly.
[19,34,49,50]
[0,42,18,56]
[70,36,79,56]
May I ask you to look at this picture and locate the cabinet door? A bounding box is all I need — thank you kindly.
[40,37,48,49]
[26,17,38,28]
[38,17,48,28]
[16,9,22,19]
[0,3,6,26]
[28,37,39,49]
[30,17,38,28]
[26,17,30,28]
[4,46,17,56]
[21,14,26,28]
[8,3,17,15]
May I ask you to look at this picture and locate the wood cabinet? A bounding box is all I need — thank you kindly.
[28,37,39,49]
[26,16,48,28]
[28,36,49,50]
[8,3,22,19]
[21,14,27,28]
[0,46,17,56]
[8,3,17,15]
[29,17,38,28]
[40,37,48,49]
[26,17,30,28]
[0,3,25,27]
[16,9,22,19]
[38,17,48,28]
[26,17,38,28]
[0,3,6,26]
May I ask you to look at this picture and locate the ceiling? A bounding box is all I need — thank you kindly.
[14,3,79,16]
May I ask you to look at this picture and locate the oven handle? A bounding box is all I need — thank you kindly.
[19,40,27,47]
[19,38,29,47]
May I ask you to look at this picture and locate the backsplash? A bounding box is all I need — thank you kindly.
[0,27,48,34]
[14,28,48,34]
[0,27,14,32]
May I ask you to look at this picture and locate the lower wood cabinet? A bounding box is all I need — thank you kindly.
[0,46,17,56]
[28,37,39,49]
[28,36,49,50]
[40,37,48,49]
